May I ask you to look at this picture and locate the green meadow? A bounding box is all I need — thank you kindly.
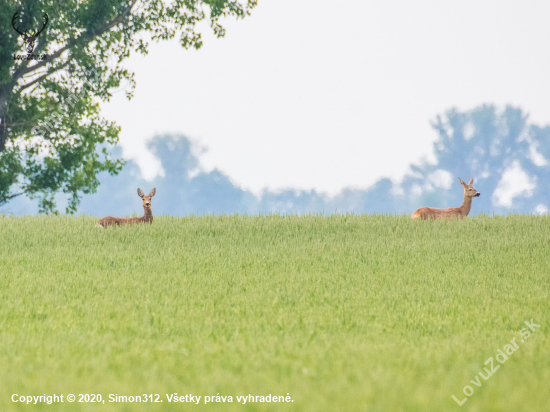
[0,214,549,411]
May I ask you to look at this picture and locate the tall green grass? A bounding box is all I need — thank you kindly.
[0,214,549,411]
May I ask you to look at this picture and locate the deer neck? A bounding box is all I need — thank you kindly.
[142,206,153,223]
[458,194,473,217]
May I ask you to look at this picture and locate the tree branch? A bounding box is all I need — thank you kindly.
[17,61,70,94]
[19,44,70,78]
[0,191,25,205]
[19,0,139,79]
[99,0,139,33]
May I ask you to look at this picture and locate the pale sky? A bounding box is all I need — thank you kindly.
[101,0,550,196]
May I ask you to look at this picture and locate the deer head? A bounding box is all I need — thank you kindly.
[459,177,480,198]
[12,11,49,53]
[137,188,156,210]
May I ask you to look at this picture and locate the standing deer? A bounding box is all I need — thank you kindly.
[97,188,156,227]
[411,177,480,220]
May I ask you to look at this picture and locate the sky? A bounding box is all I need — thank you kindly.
[100,0,550,196]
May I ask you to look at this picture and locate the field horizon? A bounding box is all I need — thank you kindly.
[1,214,548,411]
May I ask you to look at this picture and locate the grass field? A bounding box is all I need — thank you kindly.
[0,214,549,411]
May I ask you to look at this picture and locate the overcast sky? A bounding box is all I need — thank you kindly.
[100,0,550,196]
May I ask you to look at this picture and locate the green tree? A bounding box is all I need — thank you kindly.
[0,0,257,213]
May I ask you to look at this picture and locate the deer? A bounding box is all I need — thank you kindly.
[97,188,156,227]
[411,177,480,220]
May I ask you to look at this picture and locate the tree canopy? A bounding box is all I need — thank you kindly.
[400,104,550,213]
[0,0,257,213]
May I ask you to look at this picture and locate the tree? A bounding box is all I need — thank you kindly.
[400,104,549,213]
[0,0,257,213]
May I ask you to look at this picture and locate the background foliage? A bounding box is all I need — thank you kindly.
[0,0,256,213]
[6,104,548,216]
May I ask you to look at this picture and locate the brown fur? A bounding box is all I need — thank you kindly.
[411,177,480,220]
[97,188,156,228]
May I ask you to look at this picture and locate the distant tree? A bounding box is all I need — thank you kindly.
[0,0,257,213]
[77,134,258,216]
[402,105,549,213]
[360,178,396,214]
[148,135,255,215]
[258,189,328,215]
[523,121,550,211]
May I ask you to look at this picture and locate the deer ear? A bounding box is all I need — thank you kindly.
[458,177,467,187]
[468,177,474,186]
[137,188,144,197]
[149,188,156,197]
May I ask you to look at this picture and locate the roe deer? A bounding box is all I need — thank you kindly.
[411,177,480,220]
[97,188,156,227]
